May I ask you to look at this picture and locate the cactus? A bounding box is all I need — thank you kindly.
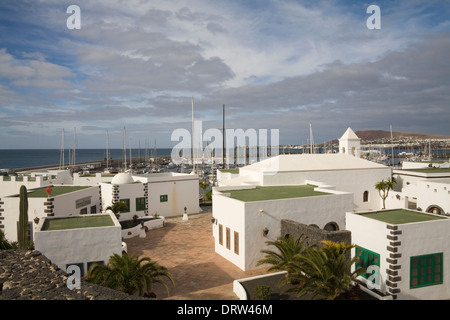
[18,185,29,249]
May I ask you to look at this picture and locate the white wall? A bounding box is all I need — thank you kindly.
[346,212,391,294]
[52,186,102,217]
[261,168,391,211]
[34,213,122,274]
[397,218,450,300]
[212,194,246,270]
[213,188,353,271]
[147,179,200,217]
[346,211,450,300]
[1,186,101,242]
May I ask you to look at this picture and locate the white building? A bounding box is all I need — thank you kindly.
[220,153,391,212]
[213,184,354,271]
[213,150,393,271]
[0,169,72,197]
[388,168,450,215]
[34,213,122,276]
[347,209,450,300]
[0,185,102,243]
[339,127,361,158]
[101,171,201,220]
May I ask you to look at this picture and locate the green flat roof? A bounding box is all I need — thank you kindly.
[26,186,91,198]
[400,168,450,174]
[228,185,329,202]
[41,215,115,231]
[360,209,447,224]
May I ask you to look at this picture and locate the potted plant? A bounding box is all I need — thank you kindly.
[183,206,188,221]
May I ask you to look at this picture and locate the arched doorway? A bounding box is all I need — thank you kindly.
[324,222,339,231]
[426,205,444,215]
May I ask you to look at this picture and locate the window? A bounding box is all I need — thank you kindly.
[76,196,91,209]
[363,191,369,202]
[80,207,88,215]
[87,261,104,272]
[90,205,97,214]
[234,231,239,255]
[219,224,223,245]
[136,197,146,211]
[410,253,443,289]
[160,195,168,202]
[119,199,130,213]
[226,227,231,250]
[355,246,380,279]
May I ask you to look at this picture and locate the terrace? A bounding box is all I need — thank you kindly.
[227,185,329,202]
[25,186,90,198]
[360,209,447,224]
[41,215,115,231]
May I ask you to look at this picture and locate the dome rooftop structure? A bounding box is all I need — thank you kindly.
[111,172,134,185]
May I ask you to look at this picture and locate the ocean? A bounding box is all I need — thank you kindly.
[1,147,448,170]
[0,149,173,170]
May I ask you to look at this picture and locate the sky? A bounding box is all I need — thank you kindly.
[0,0,449,149]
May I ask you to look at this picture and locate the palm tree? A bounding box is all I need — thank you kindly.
[375,177,397,209]
[289,241,365,300]
[84,253,175,297]
[256,234,308,284]
[105,201,129,219]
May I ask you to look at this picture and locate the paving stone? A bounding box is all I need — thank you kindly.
[125,210,270,300]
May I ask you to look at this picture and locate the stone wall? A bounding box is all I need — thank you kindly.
[281,219,351,247]
[0,250,147,300]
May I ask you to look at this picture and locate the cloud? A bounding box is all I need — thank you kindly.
[0,0,449,148]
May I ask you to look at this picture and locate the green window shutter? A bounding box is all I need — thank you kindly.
[410,253,443,289]
[355,246,380,279]
[136,197,146,211]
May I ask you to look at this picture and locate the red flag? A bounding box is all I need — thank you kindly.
[46,186,52,196]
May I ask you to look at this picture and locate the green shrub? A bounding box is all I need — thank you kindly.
[253,285,272,300]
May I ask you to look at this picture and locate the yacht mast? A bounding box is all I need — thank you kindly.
[123,126,127,172]
[106,130,110,171]
[59,128,65,170]
[309,123,315,154]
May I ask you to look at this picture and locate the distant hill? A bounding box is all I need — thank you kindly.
[355,130,450,141]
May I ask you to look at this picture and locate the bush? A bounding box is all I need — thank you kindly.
[253,285,272,300]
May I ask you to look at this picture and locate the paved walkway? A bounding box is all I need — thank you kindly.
[125,210,270,300]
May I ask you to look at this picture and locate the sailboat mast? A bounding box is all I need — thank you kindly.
[191,97,195,171]
[60,128,65,170]
[72,127,76,173]
[123,126,127,172]
[309,123,314,154]
[390,125,394,166]
[106,130,110,171]
[129,137,132,170]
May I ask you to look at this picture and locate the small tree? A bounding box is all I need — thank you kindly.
[18,185,29,250]
[375,177,396,209]
[256,234,308,284]
[84,254,175,297]
[106,201,128,219]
